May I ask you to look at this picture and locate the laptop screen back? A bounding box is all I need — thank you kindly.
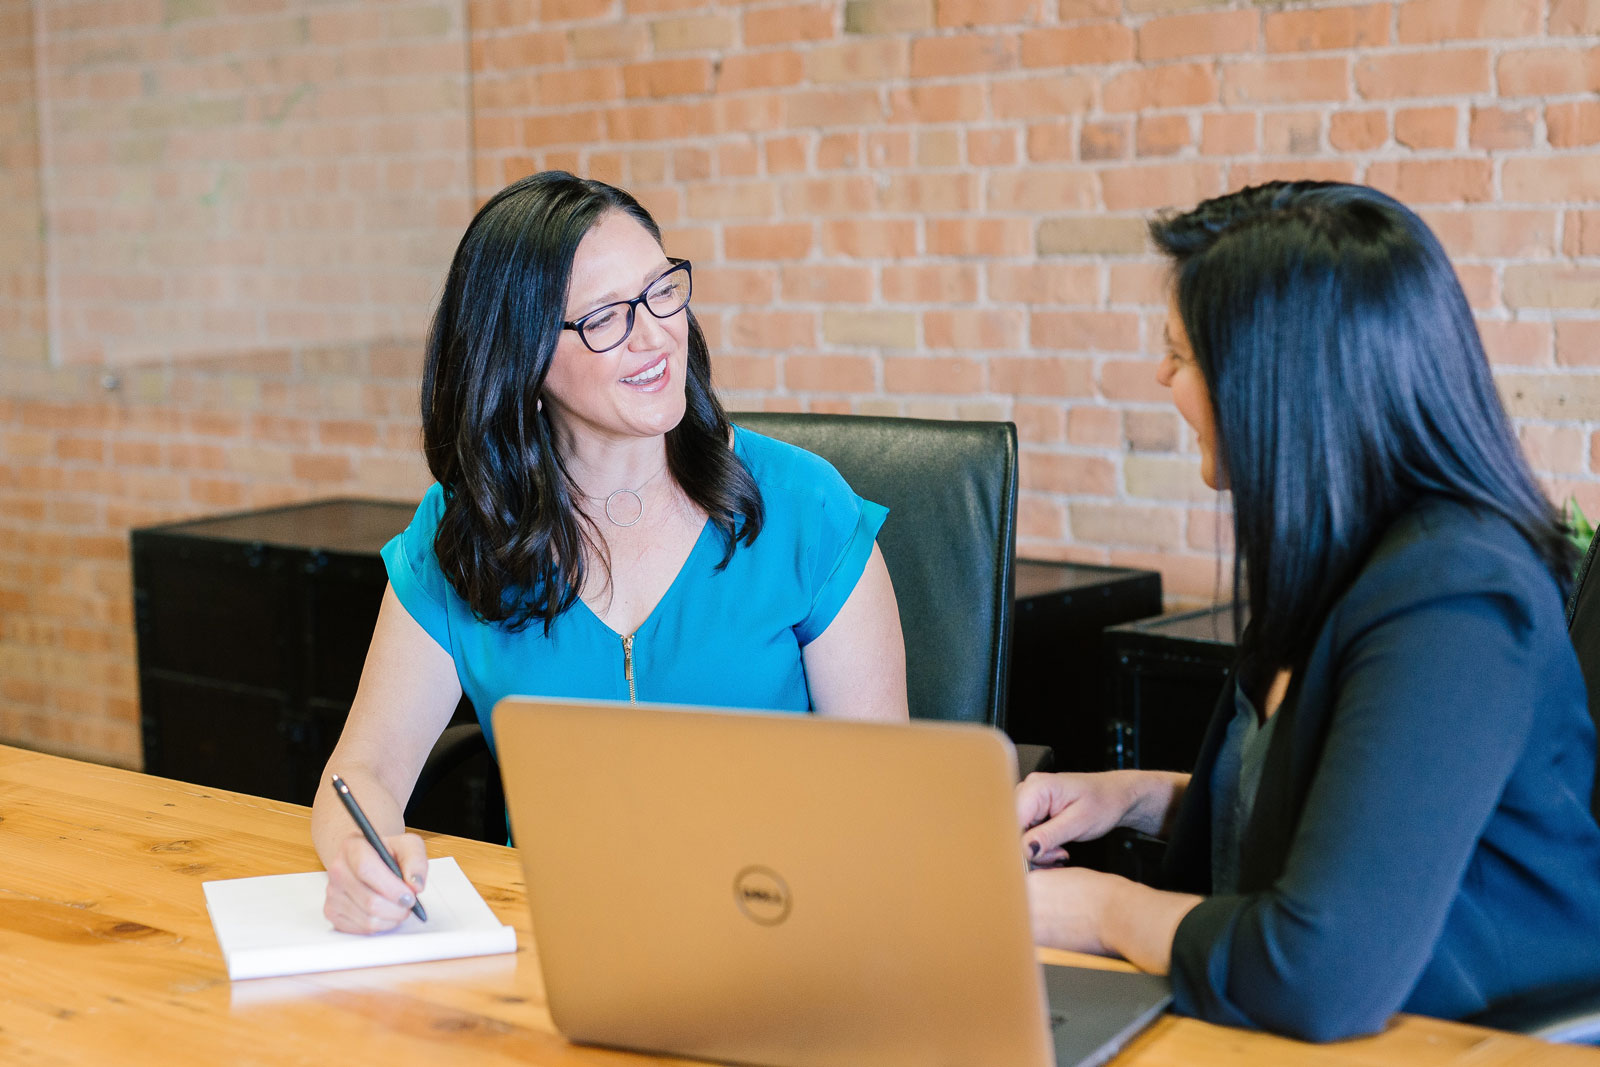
[493,697,1055,1067]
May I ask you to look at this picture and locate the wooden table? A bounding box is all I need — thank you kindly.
[1,744,1592,1066]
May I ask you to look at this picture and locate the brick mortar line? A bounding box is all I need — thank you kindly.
[464,37,1584,72]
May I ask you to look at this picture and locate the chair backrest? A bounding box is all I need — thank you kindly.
[1565,531,1600,822]
[733,412,1018,727]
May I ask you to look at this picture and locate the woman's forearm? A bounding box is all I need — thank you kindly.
[1102,774,1203,973]
[1101,879,1204,975]
[310,762,407,870]
[1122,770,1191,838]
[311,585,464,870]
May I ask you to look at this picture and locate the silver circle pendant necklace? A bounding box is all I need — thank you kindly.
[592,464,668,528]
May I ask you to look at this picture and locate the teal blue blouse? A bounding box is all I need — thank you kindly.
[381,426,888,753]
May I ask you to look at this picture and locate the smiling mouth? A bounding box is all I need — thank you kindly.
[620,357,667,385]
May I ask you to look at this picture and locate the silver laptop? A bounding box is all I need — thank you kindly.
[494,697,1171,1067]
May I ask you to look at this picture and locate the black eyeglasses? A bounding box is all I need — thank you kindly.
[561,259,693,354]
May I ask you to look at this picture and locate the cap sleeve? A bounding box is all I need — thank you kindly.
[379,483,454,655]
[794,475,889,647]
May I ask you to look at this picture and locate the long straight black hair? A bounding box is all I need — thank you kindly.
[1150,181,1573,677]
[422,171,763,630]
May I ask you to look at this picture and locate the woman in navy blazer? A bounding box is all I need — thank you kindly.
[1018,182,1600,1041]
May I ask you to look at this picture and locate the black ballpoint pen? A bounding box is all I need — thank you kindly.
[330,773,427,923]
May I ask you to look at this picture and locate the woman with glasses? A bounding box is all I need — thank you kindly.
[1016,182,1600,1040]
[311,172,908,933]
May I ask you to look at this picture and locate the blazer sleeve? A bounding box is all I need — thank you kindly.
[1168,587,1542,1041]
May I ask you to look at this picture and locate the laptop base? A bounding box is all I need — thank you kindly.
[1045,963,1173,1067]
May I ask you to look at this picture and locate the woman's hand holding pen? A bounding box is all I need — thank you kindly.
[323,830,429,935]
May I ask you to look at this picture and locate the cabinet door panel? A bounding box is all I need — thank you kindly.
[135,541,295,688]
[303,555,388,703]
[1116,663,1226,774]
[142,674,299,801]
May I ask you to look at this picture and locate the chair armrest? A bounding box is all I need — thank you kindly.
[1014,743,1054,781]
[1469,979,1600,1045]
[413,723,490,802]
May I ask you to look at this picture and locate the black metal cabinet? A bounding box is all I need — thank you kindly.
[1005,559,1163,772]
[1100,603,1241,881]
[130,503,1171,845]
[131,500,491,837]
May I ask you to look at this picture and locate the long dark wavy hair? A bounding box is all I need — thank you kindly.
[1150,181,1573,677]
[421,171,763,630]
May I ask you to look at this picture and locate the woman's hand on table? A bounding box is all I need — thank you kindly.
[1027,865,1202,975]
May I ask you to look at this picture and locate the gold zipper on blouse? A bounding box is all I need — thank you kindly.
[622,633,637,705]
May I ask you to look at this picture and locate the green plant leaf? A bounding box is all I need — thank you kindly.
[1566,495,1595,560]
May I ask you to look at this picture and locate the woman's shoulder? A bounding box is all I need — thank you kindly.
[416,480,447,519]
[384,482,453,591]
[1372,498,1554,578]
[1341,498,1565,637]
[393,481,448,543]
[730,423,854,502]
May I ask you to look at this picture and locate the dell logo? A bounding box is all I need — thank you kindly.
[732,866,791,926]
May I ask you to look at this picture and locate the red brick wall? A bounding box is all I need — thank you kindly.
[471,0,1600,573]
[4,0,1600,766]
[0,0,45,368]
[3,0,467,763]
[35,0,475,364]
[1,0,58,747]
[0,346,432,763]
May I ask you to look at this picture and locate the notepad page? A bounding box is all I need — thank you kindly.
[202,856,517,980]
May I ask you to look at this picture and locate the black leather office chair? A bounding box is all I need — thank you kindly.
[412,413,1048,841]
[734,413,1021,729]
[406,702,505,843]
[1467,531,1600,1044]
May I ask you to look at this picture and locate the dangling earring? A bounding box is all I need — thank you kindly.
[536,397,543,415]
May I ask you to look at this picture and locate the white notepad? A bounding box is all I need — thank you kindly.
[202,856,517,980]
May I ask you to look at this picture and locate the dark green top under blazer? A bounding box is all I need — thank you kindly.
[1162,498,1600,1041]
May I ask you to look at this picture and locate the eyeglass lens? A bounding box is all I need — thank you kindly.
[581,265,691,351]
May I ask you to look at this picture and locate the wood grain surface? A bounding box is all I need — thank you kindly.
[0,744,1591,1065]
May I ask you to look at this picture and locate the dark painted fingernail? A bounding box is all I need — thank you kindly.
[1028,841,1040,858]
